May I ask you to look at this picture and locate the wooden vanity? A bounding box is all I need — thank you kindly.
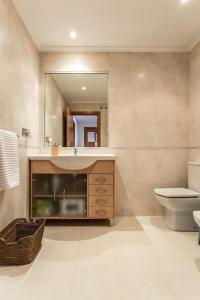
[29,159,115,224]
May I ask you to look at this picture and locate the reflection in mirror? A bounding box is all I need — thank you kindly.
[45,73,108,147]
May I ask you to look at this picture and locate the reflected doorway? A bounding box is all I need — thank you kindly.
[71,111,100,147]
[84,127,98,147]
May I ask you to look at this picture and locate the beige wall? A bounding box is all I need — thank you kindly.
[189,42,200,161]
[69,103,108,147]
[0,0,41,229]
[41,52,189,215]
[0,0,191,224]
[45,74,65,146]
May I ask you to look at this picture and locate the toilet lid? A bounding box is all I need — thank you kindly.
[154,188,200,198]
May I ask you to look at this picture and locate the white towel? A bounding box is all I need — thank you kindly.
[0,129,20,191]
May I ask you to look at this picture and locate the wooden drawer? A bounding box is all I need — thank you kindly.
[89,207,113,218]
[88,185,113,196]
[89,195,113,207]
[89,174,113,185]
[89,161,114,174]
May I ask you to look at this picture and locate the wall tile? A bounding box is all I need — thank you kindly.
[189,42,200,147]
[0,0,41,229]
[41,51,189,216]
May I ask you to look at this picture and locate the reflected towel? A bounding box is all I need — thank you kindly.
[0,129,20,191]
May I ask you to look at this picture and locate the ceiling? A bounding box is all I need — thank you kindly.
[13,0,200,52]
[74,115,97,126]
[51,73,107,103]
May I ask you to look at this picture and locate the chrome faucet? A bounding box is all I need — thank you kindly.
[74,147,78,156]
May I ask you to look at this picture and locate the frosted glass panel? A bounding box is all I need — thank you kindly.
[32,174,87,218]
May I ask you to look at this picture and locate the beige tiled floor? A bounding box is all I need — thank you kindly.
[1,216,200,300]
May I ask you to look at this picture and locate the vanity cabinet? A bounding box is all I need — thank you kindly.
[29,160,115,223]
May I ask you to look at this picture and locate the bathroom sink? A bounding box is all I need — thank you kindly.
[50,155,100,170]
[29,153,116,170]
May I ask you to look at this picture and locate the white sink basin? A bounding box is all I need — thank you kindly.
[29,153,116,170]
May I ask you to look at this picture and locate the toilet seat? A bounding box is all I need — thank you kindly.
[154,188,200,198]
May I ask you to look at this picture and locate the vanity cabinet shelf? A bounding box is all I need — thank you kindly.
[29,159,115,224]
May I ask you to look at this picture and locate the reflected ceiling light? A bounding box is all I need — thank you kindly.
[138,72,145,79]
[70,31,77,39]
[81,86,86,90]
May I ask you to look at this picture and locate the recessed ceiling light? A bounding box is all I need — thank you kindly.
[70,31,77,39]
[81,86,86,90]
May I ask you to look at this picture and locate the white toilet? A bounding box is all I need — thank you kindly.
[193,211,200,244]
[154,162,200,231]
[193,211,200,228]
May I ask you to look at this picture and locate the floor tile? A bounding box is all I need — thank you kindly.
[116,261,177,300]
[18,264,74,300]
[0,265,31,300]
[35,239,78,266]
[70,264,122,300]
[80,226,112,243]
[76,240,115,265]
[1,216,200,300]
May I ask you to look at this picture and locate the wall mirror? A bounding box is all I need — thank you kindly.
[44,73,108,147]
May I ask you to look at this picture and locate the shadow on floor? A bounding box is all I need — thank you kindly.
[45,216,143,229]
[44,216,145,242]
[45,219,110,227]
[0,263,31,277]
[149,216,170,232]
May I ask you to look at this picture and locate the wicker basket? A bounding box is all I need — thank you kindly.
[0,218,45,265]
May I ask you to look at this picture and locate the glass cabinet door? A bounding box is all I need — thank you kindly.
[32,174,87,218]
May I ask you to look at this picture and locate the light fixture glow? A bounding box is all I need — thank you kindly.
[180,0,190,5]
[70,31,77,39]
[138,72,145,79]
[81,86,86,90]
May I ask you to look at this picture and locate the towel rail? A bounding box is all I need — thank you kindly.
[16,128,31,138]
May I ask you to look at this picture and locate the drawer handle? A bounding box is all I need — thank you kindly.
[95,198,107,205]
[95,177,106,184]
[95,187,107,194]
[95,209,107,216]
